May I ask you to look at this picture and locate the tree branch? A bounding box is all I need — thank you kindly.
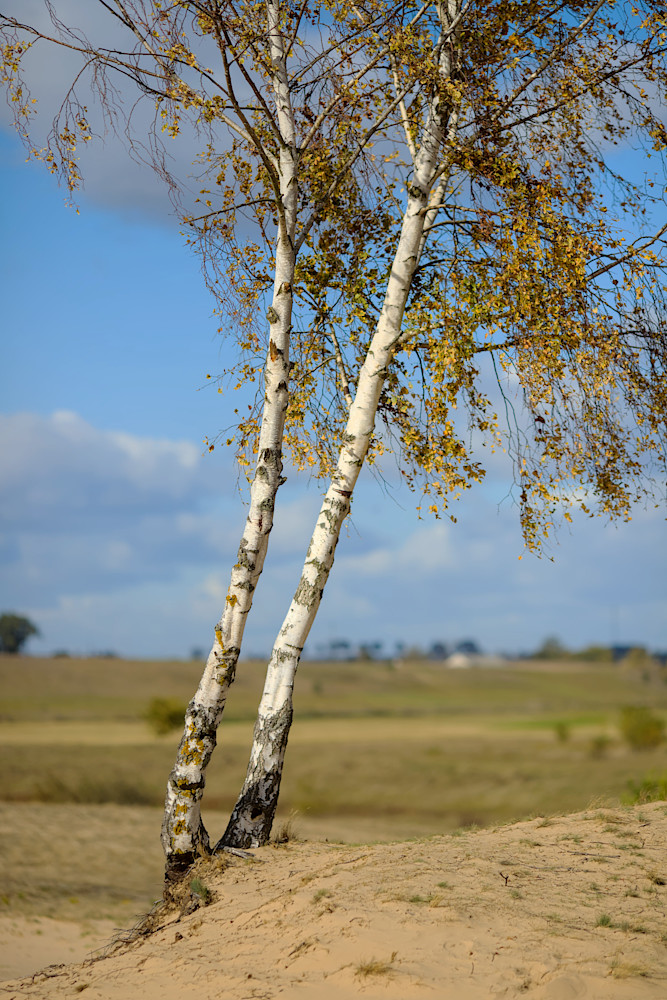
[325,325,354,408]
[588,222,667,280]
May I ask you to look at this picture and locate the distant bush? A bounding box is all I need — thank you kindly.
[625,774,667,804]
[553,721,571,743]
[589,734,611,757]
[619,706,665,751]
[145,697,186,735]
[533,636,569,660]
[619,646,652,667]
[577,645,613,663]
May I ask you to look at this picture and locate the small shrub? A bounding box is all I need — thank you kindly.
[554,721,570,743]
[145,698,186,736]
[190,878,212,905]
[619,706,665,751]
[596,913,613,927]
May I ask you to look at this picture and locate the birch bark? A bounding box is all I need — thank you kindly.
[162,0,298,881]
[220,1,462,849]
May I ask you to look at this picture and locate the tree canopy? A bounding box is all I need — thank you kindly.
[3,3,665,532]
[0,613,40,654]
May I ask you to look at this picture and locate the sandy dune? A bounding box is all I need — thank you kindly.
[2,802,666,999]
[0,917,117,982]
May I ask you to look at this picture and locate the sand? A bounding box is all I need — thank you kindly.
[0,917,117,982]
[2,802,666,999]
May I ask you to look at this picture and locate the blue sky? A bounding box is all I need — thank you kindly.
[1,98,666,659]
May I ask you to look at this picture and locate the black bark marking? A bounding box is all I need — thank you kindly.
[164,852,197,885]
[216,701,294,849]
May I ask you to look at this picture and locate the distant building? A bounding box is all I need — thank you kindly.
[444,650,506,669]
[445,652,474,669]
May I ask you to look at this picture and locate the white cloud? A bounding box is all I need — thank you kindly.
[1,410,665,659]
[0,410,215,526]
[304,475,667,656]
[0,411,340,656]
[337,520,456,579]
[0,411,241,610]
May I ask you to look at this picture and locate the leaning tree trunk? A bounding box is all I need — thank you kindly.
[161,1,298,882]
[219,3,462,849]
[217,190,433,849]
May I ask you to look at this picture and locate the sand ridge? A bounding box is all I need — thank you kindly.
[2,802,666,999]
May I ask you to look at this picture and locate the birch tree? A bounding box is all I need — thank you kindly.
[0,0,434,878]
[2,0,667,873]
[219,0,667,847]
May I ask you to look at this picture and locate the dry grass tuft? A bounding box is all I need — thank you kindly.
[609,959,651,979]
[272,813,300,844]
[355,952,397,977]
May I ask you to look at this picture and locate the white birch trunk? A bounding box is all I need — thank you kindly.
[162,0,298,881]
[219,2,462,850]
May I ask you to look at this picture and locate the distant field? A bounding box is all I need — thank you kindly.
[3,653,666,721]
[1,654,666,923]
[1,654,666,826]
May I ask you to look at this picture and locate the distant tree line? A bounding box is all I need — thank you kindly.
[313,635,666,666]
[531,636,666,666]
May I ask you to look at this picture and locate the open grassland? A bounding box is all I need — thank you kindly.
[2,655,667,823]
[1,655,666,923]
[0,657,667,824]
[3,654,666,723]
